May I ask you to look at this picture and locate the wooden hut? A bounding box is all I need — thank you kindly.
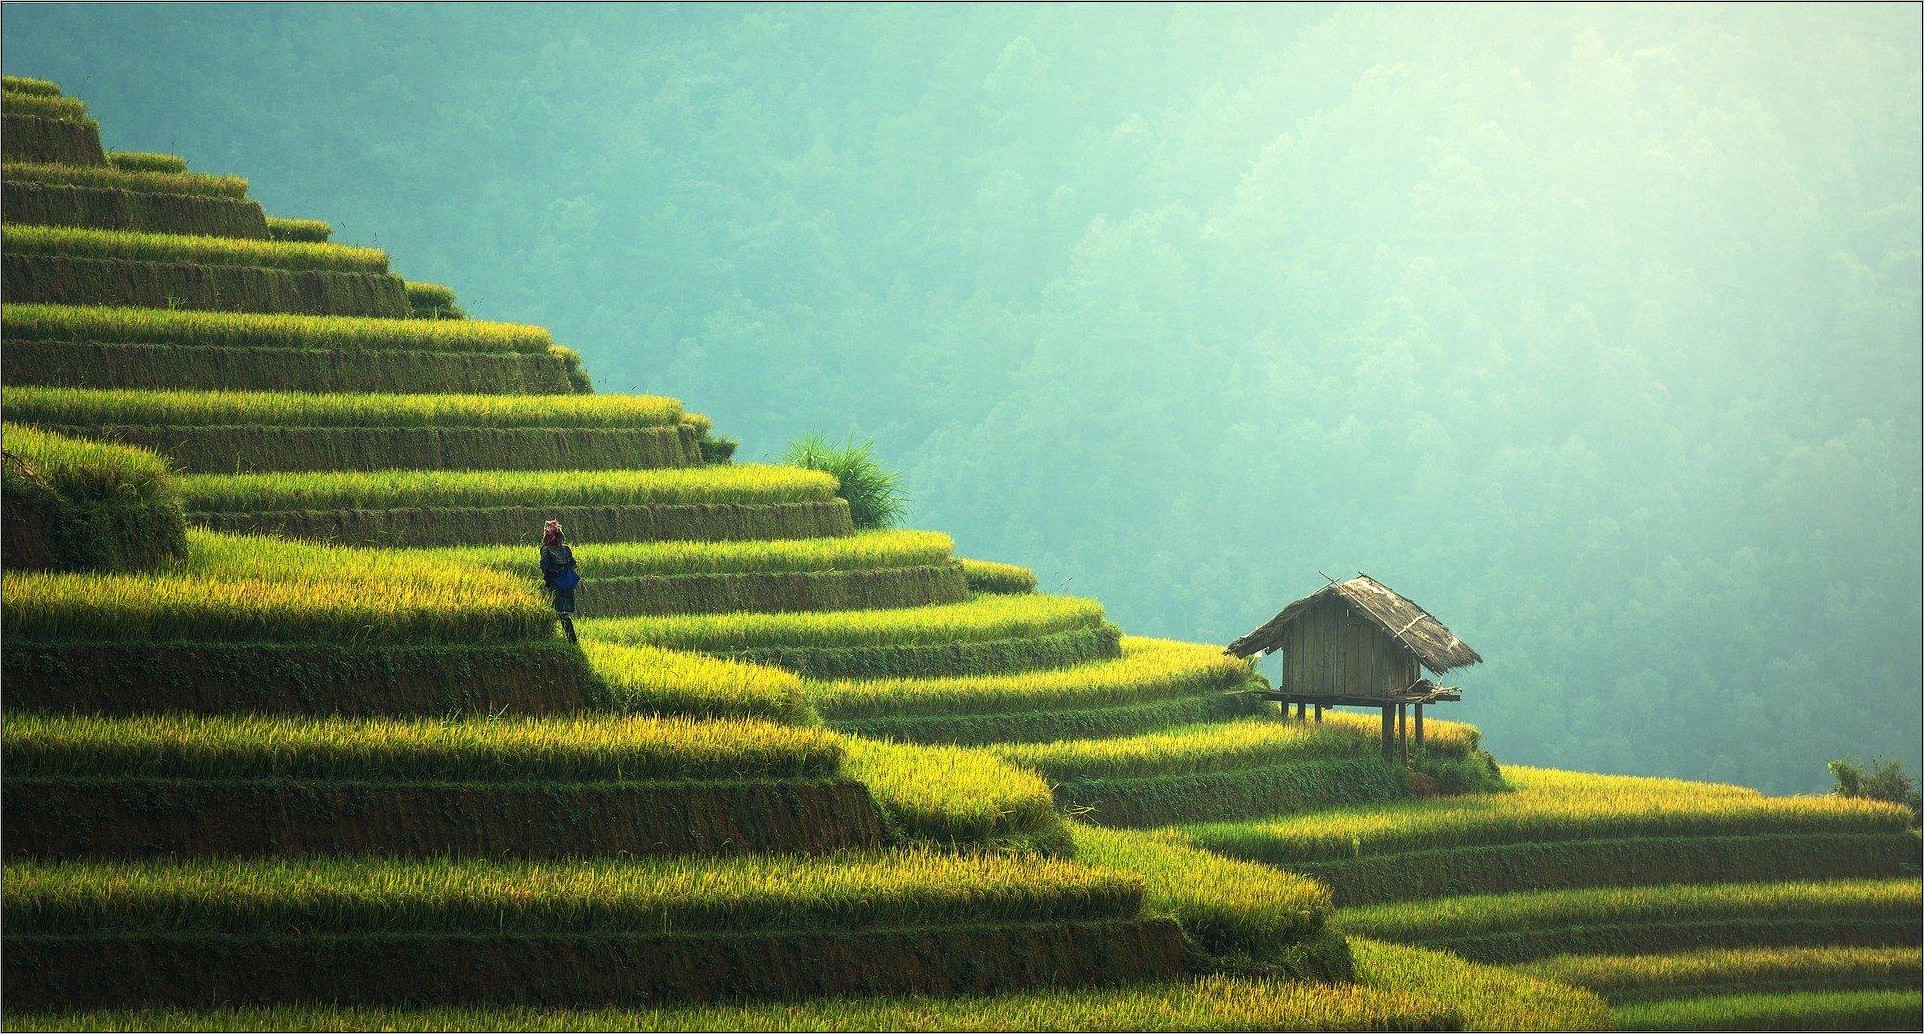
[1226,574,1480,762]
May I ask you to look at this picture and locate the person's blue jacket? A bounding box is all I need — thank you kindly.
[540,542,577,588]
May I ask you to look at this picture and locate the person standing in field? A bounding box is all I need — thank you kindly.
[540,519,580,644]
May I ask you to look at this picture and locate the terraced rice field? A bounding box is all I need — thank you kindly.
[5,73,1915,1033]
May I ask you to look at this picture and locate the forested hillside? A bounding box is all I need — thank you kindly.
[11,3,1917,791]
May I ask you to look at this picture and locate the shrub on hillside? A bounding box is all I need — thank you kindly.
[782,433,905,529]
[1829,757,1921,825]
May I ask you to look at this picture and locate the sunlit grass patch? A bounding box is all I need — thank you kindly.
[959,558,1036,593]
[1333,878,1924,952]
[580,640,812,724]
[1068,822,1334,965]
[265,216,332,242]
[3,385,688,429]
[4,851,1143,936]
[2,423,187,571]
[3,712,841,782]
[1184,765,1914,868]
[3,225,387,272]
[991,715,1476,781]
[3,162,250,198]
[175,464,835,513]
[3,90,91,122]
[1520,946,1924,1004]
[842,738,1067,853]
[104,151,188,174]
[1612,988,1924,1032]
[2,529,550,645]
[810,637,1249,720]
[1351,938,1613,1032]
[2,75,63,97]
[3,303,554,353]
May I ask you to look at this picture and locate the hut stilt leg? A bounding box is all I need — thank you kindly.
[1414,704,1425,749]
[1314,704,1323,723]
[1296,701,1306,720]
[1397,703,1408,764]
[1381,705,1394,763]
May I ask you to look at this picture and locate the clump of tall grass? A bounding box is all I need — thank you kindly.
[582,593,1107,652]
[3,225,389,272]
[2,76,62,97]
[783,434,905,529]
[4,303,553,354]
[3,423,173,506]
[3,712,841,782]
[3,386,688,429]
[2,424,186,571]
[429,530,952,579]
[5,851,1142,935]
[2,161,249,198]
[3,91,90,123]
[104,152,188,174]
[580,640,812,724]
[174,464,835,513]
[960,558,1036,593]
[842,738,1068,853]
[1069,823,1333,960]
[265,216,332,243]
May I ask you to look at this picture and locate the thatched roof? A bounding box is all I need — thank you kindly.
[1226,574,1482,673]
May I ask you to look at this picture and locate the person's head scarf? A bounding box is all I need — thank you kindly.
[543,520,564,546]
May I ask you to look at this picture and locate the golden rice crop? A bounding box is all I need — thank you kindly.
[579,640,812,724]
[992,714,1480,781]
[1334,878,1924,943]
[3,712,841,782]
[808,636,1250,718]
[265,217,332,243]
[428,530,952,579]
[1183,765,1914,865]
[2,161,250,198]
[0,976,1460,1032]
[1520,946,1924,1003]
[1068,823,1333,957]
[175,464,836,513]
[3,90,90,122]
[841,738,1067,852]
[2,76,62,97]
[3,303,553,353]
[6,851,1141,935]
[581,593,1106,652]
[4,530,550,644]
[1613,989,1924,1032]
[406,281,457,307]
[1350,938,1614,1032]
[2,423,173,505]
[3,225,388,272]
[104,151,188,174]
[3,386,688,429]
[959,558,1036,593]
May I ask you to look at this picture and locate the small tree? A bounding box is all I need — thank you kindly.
[1829,756,1921,825]
[783,433,906,530]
